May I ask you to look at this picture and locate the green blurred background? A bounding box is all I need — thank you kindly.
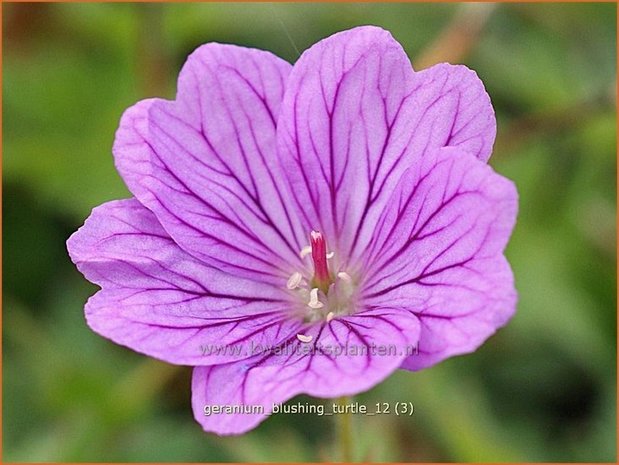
[3,2,617,462]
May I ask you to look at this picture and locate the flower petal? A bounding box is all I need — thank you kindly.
[277,26,414,262]
[277,26,496,267]
[113,44,304,284]
[361,146,517,370]
[410,63,496,162]
[401,255,516,371]
[191,306,420,435]
[67,199,299,365]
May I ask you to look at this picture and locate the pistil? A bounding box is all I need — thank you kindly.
[310,230,333,294]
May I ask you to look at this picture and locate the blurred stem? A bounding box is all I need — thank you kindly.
[136,3,169,96]
[112,358,181,413]
[416,2,496,69]
[336,396,353,462]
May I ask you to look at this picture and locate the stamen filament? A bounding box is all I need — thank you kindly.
[308,287,324,309]
[337,271,352,282]
[287,272,303,290]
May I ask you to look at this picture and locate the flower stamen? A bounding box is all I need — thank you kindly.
[296,333,313,343]
[299,245,312,258]
[287,233,356,321]
[307,288,324,309]
[337,271,352,282]
[286,271,303,290]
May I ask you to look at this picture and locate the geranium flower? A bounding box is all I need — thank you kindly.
[68,26,517,435]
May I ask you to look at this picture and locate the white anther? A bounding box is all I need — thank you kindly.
[326,311,335,322]
[326,251,335,259]
[286,272,303,290]
[310,230,320,240]
[307,288,324,309]
[297,333,313,343]
[299,245,312,258]
[337,271,352,282]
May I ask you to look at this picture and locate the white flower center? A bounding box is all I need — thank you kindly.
[285,237,357,323]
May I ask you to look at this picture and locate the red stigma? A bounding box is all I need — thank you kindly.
[310,231,332,293]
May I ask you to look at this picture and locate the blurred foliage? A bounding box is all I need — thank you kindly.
[3,2,616,462]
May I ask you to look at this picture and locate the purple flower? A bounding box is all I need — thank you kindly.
[68,26,517,435]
